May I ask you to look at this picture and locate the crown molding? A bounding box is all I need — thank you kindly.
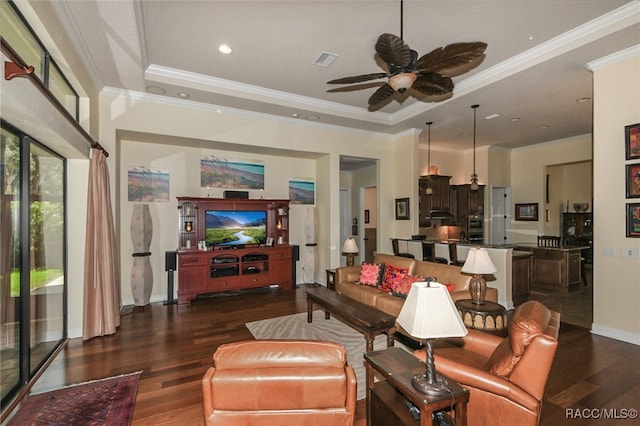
[100,86,394,139]
[586,44,640,71]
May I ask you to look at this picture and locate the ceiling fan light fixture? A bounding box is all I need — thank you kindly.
[388,72,417,93]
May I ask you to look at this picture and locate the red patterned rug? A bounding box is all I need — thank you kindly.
[7,372,141,425]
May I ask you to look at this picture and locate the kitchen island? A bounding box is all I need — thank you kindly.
[512,243,588,292]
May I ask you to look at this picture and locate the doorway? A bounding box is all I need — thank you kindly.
[339,156,378,267]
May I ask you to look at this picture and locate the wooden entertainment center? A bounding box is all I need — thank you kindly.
[176,197,292,304]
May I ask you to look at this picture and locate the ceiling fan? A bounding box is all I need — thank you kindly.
[326,3,487,107]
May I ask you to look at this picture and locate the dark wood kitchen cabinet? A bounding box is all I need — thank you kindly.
[452,184,485,226]
[562,212,593,264]
[419,175,451,227]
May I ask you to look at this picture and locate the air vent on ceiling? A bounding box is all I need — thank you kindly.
[314,51,338,67]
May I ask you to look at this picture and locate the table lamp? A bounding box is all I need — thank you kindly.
[461,247,497,305]
[396,281,468,395]
[341,237,359,266]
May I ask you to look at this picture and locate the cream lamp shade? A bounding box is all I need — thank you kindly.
[461,247,497,274]
[341,237,359,254]
[396,282,468,340]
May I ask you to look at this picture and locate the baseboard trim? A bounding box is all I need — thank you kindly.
[591,323,640,345]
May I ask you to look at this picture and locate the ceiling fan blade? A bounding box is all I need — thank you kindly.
[412,73,454,96]
[327,72,388,84]
[368,83,396,106]
[416,42,487,75]
[375,33,414,68]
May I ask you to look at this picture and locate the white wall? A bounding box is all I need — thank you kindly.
[118,139,317,304]
[509,135,592,243]
[590,49,640,345]
[96,89,398,321]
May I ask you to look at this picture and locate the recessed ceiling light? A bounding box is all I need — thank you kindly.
[218,44,233,55]
[485,113,502,120]
[178,92,190,98]
[290,113,300,118]
[576,97,591,103]
[509,117,520,122]
[306,115,319,121]
[541,124,550,129]
[146,85,166,94]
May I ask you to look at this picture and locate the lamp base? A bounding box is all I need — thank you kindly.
[342,253,357,267]
[411,372,451,396]
[468,274,487,305]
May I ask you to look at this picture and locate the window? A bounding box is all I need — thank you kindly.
[1,1,79,120]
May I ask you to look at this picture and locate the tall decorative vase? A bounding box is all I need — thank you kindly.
[303,206,317,283]
[130,204,153,306]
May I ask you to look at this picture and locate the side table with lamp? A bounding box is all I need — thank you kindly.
[341,237,359,266]
[365,281,470,426]
[459,247,508,336]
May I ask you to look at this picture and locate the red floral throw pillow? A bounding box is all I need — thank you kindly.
[381,263,409,291]
[391,275,425,298]
[358,263,384,286]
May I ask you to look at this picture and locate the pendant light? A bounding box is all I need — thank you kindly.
[470,104,480,191]
[425,121,433,195]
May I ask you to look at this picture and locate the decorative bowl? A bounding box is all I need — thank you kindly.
[573,202,589,213]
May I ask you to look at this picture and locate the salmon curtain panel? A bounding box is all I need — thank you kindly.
[83,148,120,340]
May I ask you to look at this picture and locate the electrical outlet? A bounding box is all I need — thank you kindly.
[621,248,640,258]
[603,247,615,256]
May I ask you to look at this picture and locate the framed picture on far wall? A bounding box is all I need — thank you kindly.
[625,123,640,160]
[515,203,539,221]
[626,163,640,198]
[626,203,640,238]
[395,198,410,220]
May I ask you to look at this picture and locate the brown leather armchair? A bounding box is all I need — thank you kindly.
[202,340,357,426]
[414,301,560,426]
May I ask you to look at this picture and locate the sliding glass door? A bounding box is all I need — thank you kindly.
[1,126,21,404]
[1,122,66,409]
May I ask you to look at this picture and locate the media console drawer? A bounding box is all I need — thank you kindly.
[209,276,241,291]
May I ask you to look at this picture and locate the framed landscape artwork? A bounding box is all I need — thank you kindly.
[626,203,640,238]
[515,203,538,221]
[626,163,640,198]
[200,156,264,189]
[625,123,640,160]
[128,166,169,202]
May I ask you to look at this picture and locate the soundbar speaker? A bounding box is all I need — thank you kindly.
[224,190,249,199]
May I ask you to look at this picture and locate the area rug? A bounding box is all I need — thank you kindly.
[246,310,404,400]
[7,371,141,425]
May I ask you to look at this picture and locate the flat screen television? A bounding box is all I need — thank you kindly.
[205,210,267,246]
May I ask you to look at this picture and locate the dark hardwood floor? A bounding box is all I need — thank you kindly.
[24,284,640,425]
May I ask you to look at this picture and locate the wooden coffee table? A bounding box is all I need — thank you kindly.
[305,286,396,352]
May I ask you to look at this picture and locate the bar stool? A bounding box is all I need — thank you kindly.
[448,242,465,266]
[421,241,448,263]
[391,238,414,259]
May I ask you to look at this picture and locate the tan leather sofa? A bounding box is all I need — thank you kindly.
[415,301,560,426]
[202,340,357,426]
[334,253,497,317]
